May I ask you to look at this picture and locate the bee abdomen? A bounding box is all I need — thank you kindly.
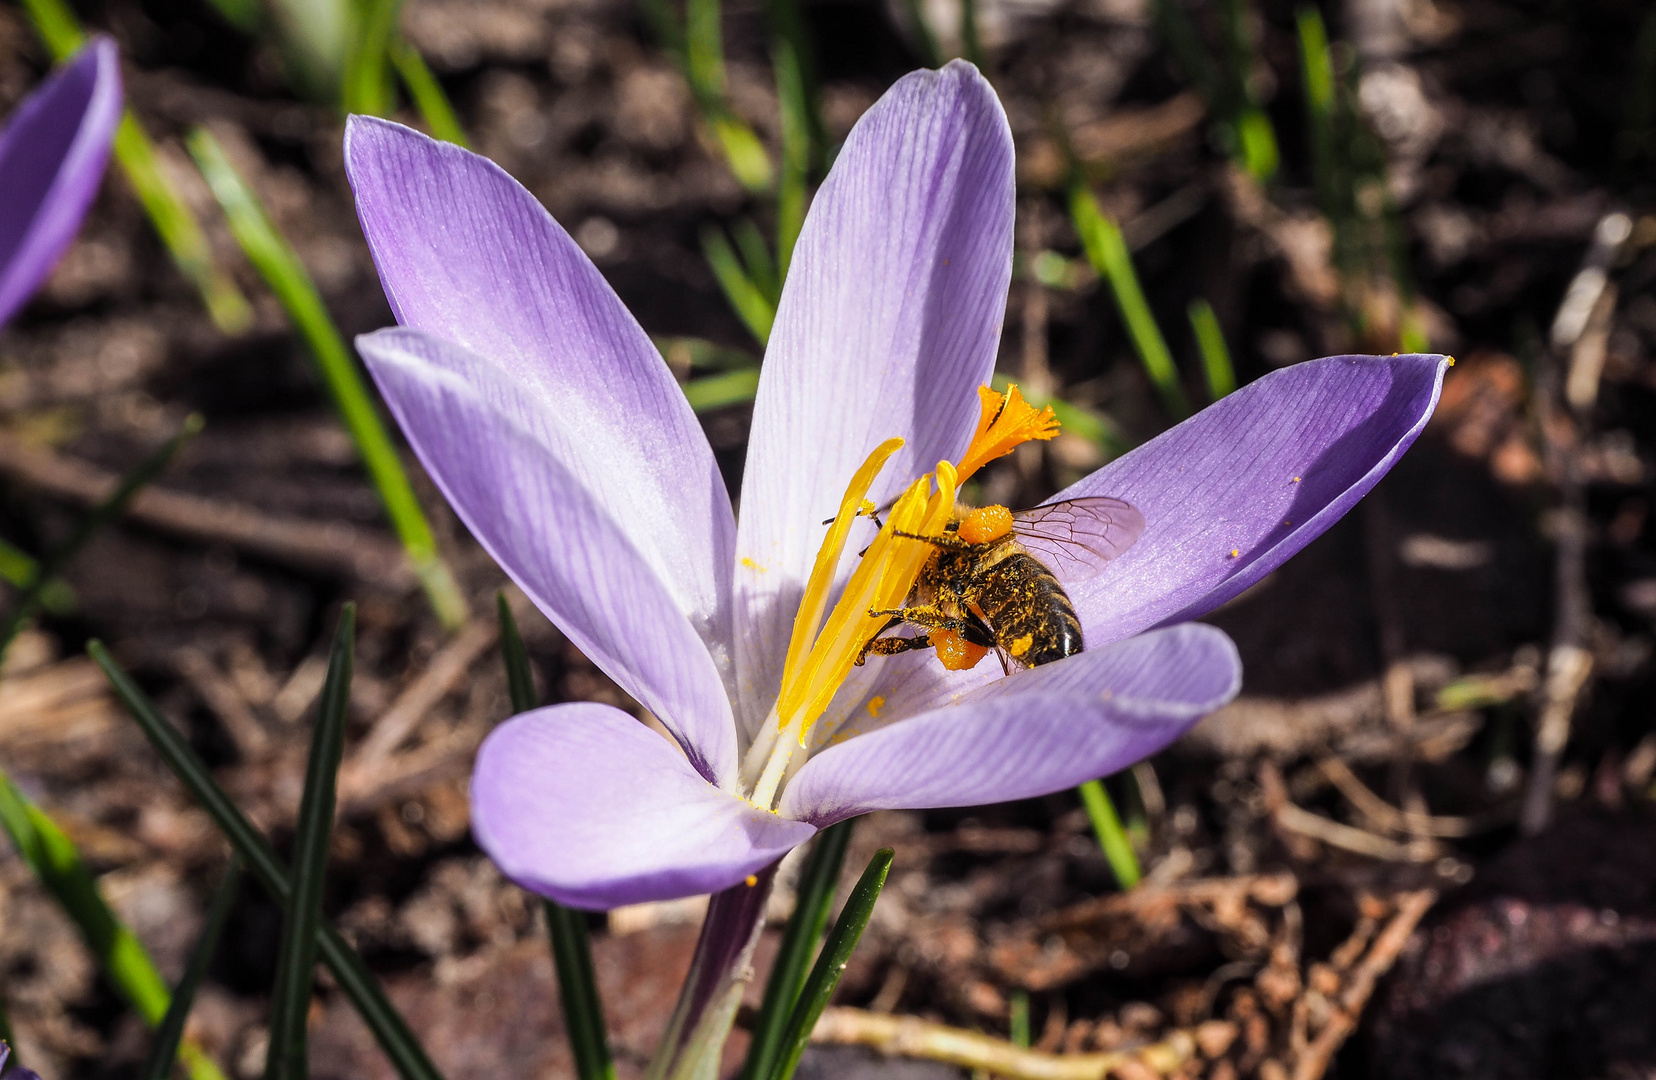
[977,553,1084,666]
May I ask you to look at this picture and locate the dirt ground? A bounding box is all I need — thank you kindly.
[2,0,1655,1076]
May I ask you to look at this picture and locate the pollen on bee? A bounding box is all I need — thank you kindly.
[933,630,988,671]
[1008,633,1034,658]
[866,695,886,717]
[958,504,1013,544]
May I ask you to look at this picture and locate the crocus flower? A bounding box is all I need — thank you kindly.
[345,62,1447,912]
[0,38,121,328]
[0,1041,44,1080]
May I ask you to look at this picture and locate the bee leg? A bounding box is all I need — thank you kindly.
[854,614,904,667]
[866,604,972,633]
[861,634,935,659]
[890,529,973,551]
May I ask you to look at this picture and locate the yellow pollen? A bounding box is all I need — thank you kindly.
[741,556,765,571]
[1009,633,1034,658]
[745,874,759,887]
[955,384,1060,482]
[866,695,886,717]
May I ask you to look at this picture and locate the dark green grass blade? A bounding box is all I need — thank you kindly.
[770,847,894,1080]
[141,856,243,1080]
[88,642,445,1080]
[185,129,467,631]
[0,415,201,664]
[388,39,468,147]
[497,595,616,1080]
[264,606,354,1080]
[740,819,855,1080]
[0,771,229,1080]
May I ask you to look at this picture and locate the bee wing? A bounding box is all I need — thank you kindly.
[1012,496,1146,583]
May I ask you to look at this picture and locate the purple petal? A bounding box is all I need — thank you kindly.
[472,703,814,909]
[780,624,1240,823]
[0,38,121,327]
[732,60,1015,735]
[359,327,739,785]
[343,116,736,681]
[1060,354,1450,645]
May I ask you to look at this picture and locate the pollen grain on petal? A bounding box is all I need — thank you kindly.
[866,695,886,717]
[956,384,1060,482]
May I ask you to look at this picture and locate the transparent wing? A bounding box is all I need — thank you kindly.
[1011,496,1145,584]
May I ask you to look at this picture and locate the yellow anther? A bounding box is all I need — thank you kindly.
[956,384,1059,482]
[779,437,904,697]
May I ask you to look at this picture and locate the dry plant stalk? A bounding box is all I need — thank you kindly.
[809,1007,1204,1080]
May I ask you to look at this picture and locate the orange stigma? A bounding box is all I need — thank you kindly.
[955,384,1060,482]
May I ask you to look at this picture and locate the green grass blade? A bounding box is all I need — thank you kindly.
[141,856,243,1080]
[497,595,617,1080]
[342,0,399,116]
[770,847,894,1080]
[898,0,941,68]
[0,537,75,614]
[88,642,447,1080]
[1187,298,1235,400]
[264,606,354,1080]
[0,995,14,1053]
[388,39,468,147]
[198,0,263,32]
[0,771,230,1080]
[701,226,776,344]
[0,414,201,663]
[733,218,780,306]
[1008,989,1030,1047]
[740,819,855,1080]
[685,0,725,105]
[960,0,984,69]
[1296,6,1335,212]
[773,40,809,278]
[18,0,254,334]
[497,593,536,715]
[1068,184,1190,420]
[185,129,468,630]
[655,336,760,373]
[544,903,615,1080]
[684,367,761,413]
[1078,778,1140,889]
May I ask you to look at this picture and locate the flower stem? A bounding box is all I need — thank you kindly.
[1078,779,1141,889]
[647,868,778,1080]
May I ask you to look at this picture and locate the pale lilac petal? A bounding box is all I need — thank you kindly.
[472,704,814,910]
[1060,354,1450,645]
[780,624,1240,823]
[0,38,121,326]
[359,327,738,786]
[344,116,736,691]
[732,60,1015,736]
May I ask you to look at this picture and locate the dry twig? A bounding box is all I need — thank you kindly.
[0,431,411,585]
[809,1007,1205,1080]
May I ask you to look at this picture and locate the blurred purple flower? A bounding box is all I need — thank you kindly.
[0,38,121,327]
[344,62,1449,911]
[0,1041,44,1080]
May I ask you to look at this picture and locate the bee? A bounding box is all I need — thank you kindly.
[856,496,1145,673]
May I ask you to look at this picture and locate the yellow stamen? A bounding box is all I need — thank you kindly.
[779,437,905,695]
[955,384,1060,482]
